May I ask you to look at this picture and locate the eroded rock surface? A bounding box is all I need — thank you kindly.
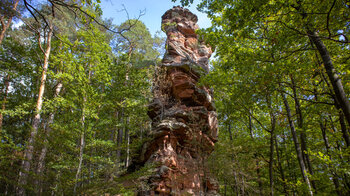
[139,6,219,196]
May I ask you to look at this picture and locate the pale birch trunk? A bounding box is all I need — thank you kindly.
[16,25,53,196]
[35,81,63,194]
[74,67,91,194]
[125,117,130,168]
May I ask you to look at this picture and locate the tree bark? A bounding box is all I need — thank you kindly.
[228,123,233,141]
[308,30,350,127]
[248,113,253,138]
[17,25,53,196]
[290,75,316,192]
[125,117,130,168]
[269,119,275,196]
[74,65,91,193]
[283,129,297,195]
[280,89,313,196]
[267,94,276,196]
[35,81,63,194]
[275,134,287,194]
[116,110,123,173]
[0,74,10,133]
[319,118,342,195]
[74,106,86,194]
[320,71,350,147]
[339,111,350,147]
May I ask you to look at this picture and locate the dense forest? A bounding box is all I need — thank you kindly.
[0,0,349,195]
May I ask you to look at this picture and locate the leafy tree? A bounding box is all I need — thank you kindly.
[173,0,350,195]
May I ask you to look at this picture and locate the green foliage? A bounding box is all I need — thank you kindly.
[193,0,350,195]
[171,0,194,7]
[1,0,349,195]
[0,1,163,194]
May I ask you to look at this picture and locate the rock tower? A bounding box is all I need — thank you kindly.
[139,6,219,195]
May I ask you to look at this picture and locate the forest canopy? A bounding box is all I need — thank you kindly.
[1,0,350,195]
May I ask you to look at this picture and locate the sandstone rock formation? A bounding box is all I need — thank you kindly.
[139,6,219,195]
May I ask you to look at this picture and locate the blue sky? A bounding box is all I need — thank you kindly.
[100,0,211,36]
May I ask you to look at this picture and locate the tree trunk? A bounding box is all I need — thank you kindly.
[228,123,233,141]
[275,134,287,194]
[74,62,91,193]
[281,126,297,195]
[0,74,10,133]
[280,89,313,196]
[256,158,263,195]
[320,71,350,148]
[248,113,253,138]
[246,115,263,195]
[319,118,342,195]
[308,30,350,127]
[329,115,350,191]
[17,25,53,196]
[35,81,63,194]
[116,110,123,172]
[290,75,316,192]
[269,124,275,196]
[267,93,276,196]
[339,111,350,147]
[125,117,130,168]
[74,115,86,194]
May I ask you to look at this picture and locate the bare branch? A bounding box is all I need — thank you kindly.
[23,0,50,29]
[48,0,144,37]
[326,0,337,38]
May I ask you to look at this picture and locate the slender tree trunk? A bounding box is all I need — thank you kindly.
[17,26,53,196]
[74,112,86,194]
[228,123,242,195]
[269,126,275,196]
[275,134,287,194]
[241,175,245,195]
[51,167,61,196]
[319,118,342,195]
[125,117,130,168]
[339,111,350,147]
[74,64,91,194]
[329,115,350,191]
[282,127,297,195]
[280,89,313,196]
[248,113,253,138]
[314,82,343,195]
[0,0,19,45]
[256,159,263,195]
[320,71,350,147]
[35,81,62,194]
[113,108,123,177]
[0,74,10,133]
[116,127,123,164]
[116,109,124,172]
[247,115,263,195]
[267,93,276,196]
[308,30,350,127]
[290,75,316,192]
[224,179,227,196]
[228,123,233,141]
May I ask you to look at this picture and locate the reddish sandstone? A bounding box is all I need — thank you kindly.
[138,6,219,196]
